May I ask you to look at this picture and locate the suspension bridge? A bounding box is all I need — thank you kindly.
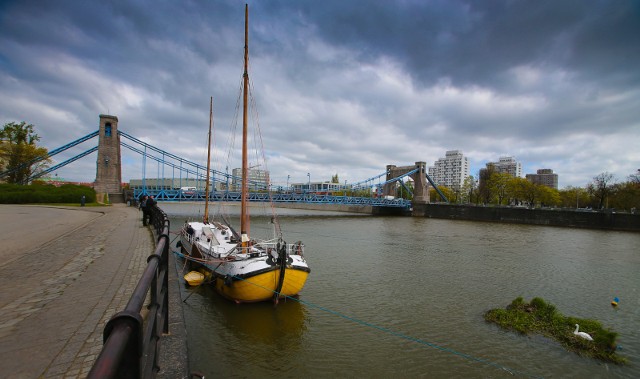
[1,115,447,209]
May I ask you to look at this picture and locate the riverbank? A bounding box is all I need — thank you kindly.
[413,203,640,231]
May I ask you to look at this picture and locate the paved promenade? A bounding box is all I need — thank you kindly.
[0,204,185,378]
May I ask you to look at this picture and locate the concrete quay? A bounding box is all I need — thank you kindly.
[0,204,188,378]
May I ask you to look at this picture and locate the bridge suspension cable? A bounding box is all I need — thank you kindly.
[0,130,99,181]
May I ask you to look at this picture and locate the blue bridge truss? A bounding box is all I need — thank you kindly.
[2,129,448,208]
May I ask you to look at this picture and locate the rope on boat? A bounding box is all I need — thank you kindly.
[272,240,287,304]
[215,273,541,379]
[173,250,230,265]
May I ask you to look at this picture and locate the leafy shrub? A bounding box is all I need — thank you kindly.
[0,183,96,204]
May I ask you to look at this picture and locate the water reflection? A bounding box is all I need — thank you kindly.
[168,211,640,378]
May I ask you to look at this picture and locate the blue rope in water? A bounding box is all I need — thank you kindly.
[173,251,542,378]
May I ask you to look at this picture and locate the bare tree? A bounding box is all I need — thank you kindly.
[587,172,615,209]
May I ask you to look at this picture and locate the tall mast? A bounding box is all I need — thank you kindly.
[203,96,213,223]
[240,4,250,245]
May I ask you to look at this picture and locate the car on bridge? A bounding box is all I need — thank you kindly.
[180,187,197,196]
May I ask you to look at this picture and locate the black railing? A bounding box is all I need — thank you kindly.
[88,205,170,379]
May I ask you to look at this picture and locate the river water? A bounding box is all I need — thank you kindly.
[163,203,639,378]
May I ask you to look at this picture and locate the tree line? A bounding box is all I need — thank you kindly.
[430,170,640,212]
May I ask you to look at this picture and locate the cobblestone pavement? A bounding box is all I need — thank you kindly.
[0,204,154,378]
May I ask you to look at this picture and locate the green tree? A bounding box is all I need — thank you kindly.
[395,179,413,200]
[559,186,589,208]
[489,172,511,205]
[460,175,476,204]
[506,177,529,205]
[429,185,453,203]
[478,164,496,204]
[331,173,339,183]
[0,122,51,184]
[537,185,560,207]
[609,181,640,212]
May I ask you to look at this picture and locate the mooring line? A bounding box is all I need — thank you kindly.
[233,274,542,379]
[172,250,542,378]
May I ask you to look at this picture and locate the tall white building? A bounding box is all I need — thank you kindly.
[232,168,270,191]
[428,150,470,189]
[492,156,522,178]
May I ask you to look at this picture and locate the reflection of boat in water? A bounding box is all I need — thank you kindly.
[205,285,309,345]
[178,4,310,303]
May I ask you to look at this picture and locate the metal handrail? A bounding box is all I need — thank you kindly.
[88,205,170,379]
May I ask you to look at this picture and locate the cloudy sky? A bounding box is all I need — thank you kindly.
[1,0,638,189]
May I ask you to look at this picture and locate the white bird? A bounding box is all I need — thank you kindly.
[574,324,593,341]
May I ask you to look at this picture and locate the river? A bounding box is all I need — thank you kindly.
[162,203,639,378]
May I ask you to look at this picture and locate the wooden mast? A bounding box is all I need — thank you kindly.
[203,96,213,223]
[240,4,250,246]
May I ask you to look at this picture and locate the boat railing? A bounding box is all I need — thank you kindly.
[256,240,305,256]
[88,204,170,379]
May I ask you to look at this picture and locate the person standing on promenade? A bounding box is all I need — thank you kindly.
[144,195,156,226]
[140,195,149,225]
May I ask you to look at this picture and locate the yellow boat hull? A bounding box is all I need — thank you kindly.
[214,267,309,303]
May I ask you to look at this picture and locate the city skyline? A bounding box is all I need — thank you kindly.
[1,1,638,189]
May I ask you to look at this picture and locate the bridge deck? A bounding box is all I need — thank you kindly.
[133,189,412,208]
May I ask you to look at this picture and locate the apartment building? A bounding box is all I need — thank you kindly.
[428,150,470,189]
[490,156,522,178]
[526,168,558,189]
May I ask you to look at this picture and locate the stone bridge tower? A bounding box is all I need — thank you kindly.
[383,161,430,204]
[94,114,123,203]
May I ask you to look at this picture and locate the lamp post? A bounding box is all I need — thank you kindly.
[307,173,310,195]
[287,174,290,193]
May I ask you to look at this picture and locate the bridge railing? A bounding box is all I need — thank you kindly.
[133,189,412,208]
[88,205,170,379]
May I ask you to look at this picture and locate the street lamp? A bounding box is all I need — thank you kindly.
[307,173,310,194]
[287,174,290,193]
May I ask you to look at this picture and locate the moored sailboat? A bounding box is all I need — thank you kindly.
[178,5,310,303]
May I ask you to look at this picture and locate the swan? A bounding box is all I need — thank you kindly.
[574,324,593,341]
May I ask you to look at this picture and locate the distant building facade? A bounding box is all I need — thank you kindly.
[526,169,558,189]
[290,181,342,193]
[428,150,470,189]
[129,178,221,191]
[232,168,269,191]
[489,156,522,178]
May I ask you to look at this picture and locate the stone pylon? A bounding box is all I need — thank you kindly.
[383,162,430,204]
[94,114,123,203]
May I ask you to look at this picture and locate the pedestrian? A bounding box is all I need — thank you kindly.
[140,195,149,225]
[80,195,86,207]
[144,195,156,226]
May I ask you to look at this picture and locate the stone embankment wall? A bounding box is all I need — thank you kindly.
[412,203,640,232]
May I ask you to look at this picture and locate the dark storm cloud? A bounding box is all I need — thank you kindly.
[0,0,638,187]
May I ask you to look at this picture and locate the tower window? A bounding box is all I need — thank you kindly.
[105,123,112,137]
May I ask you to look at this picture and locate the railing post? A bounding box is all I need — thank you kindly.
[88,311,143,379]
